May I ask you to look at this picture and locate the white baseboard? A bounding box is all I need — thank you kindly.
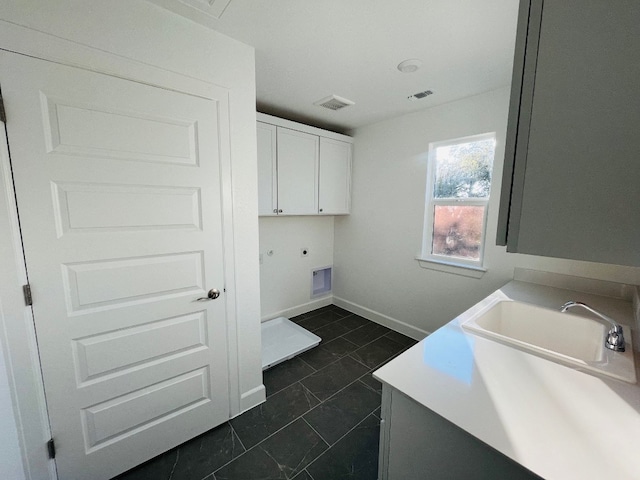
[237,384,266,415]
[332,296,430,341]
[260,296,333,322]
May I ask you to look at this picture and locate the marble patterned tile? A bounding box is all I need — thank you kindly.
[304,381,381,444]
[297,310,344,332]
[311,321,351,343]
[384,330,419,348]
[306,414,380,480]
[349,336,405,370]
[358,373,382,395]
[327,306,352,317]
[263,357,316,396]
[115,422,244,480]
[292,470,313,480]
[298,337,358,371]
[336,314,371,331]
[300,356,369,402]
[215,419,327,480]
[342,323,391,347]
[289,313,310,324]
[230,382,320,449]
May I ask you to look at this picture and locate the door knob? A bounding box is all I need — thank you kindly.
[197,289,221,301]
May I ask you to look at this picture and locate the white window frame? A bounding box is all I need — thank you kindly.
[420,132,496,271]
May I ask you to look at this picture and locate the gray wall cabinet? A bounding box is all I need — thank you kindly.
[497,0,640,266]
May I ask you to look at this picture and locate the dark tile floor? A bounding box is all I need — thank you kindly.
[115,305,418,480]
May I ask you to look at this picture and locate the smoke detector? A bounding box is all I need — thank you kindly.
[313,95,355,111]
[397,59,422,73]
[407,90,434,101]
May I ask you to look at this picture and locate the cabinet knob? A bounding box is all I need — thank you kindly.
[278,209,283,213]
[319,208,323,212]
[273,209,278,214]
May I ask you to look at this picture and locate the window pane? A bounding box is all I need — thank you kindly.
[432,205,486,260]
[434,138,495,198]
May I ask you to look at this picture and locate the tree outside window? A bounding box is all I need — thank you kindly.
[422,133,496,267]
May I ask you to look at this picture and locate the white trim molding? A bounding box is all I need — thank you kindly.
[260,296,333,322]
[332,296,430,341]
[0,111,55,480]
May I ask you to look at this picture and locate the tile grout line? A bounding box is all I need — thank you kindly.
[297,355,319,373]
[304,411,380,475]
[267,324,404,399]
[228,422,247,453]
[198,424,248,480]
[217,311,409,477]
[301,417,331,447]
[214,381,323,476]
[299,382,323,404]
[347,352,372,370]
[356,376,382,396]
[264,325,384,398]
[298,309,353,327]
[302,374,380,421]
[218,374,380,477]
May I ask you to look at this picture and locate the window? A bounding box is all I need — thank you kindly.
[421,133,496,269]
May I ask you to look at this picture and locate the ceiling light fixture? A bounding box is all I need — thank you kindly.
[397,59,422,73]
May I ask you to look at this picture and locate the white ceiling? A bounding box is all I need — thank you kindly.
[147,0,520,133]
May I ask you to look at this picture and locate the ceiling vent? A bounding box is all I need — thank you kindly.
[407,90,434,101]
[314,95,355,111]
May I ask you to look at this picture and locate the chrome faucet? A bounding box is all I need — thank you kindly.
[560,301,625,352]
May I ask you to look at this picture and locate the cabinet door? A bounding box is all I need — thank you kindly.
[381,386,540,480]
[257,122,278,215]
[277,127,319,215]
[498,0,640,266]
[319,138,351,214]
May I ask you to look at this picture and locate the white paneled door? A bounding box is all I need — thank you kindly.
[1,51,231,480]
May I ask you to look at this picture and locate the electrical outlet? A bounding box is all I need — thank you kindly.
[301,248,309,257]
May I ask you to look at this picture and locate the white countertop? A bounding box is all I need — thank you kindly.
[374,280,640,480]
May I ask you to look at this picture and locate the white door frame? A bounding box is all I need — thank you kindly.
[0,20,247,479]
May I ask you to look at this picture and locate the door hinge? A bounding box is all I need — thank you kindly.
[23,284,32,306]
[0,90,6,124]
[47,438,56,459]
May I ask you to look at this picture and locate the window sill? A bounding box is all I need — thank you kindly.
[415,257,487,279]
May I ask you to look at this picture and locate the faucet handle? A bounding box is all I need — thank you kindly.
[606,330,625,352]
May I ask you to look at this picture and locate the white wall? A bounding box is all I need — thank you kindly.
[334,87,640,337]
[259,216,334,319]
[0,1,262,477]
[0,341,25,480]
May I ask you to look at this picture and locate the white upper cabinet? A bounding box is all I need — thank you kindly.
[277,127,319,215]
[256,113,352,216]
[319,137,352,215]
[256,122,277,215]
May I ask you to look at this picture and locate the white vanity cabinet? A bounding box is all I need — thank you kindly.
[257,113,352,216]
